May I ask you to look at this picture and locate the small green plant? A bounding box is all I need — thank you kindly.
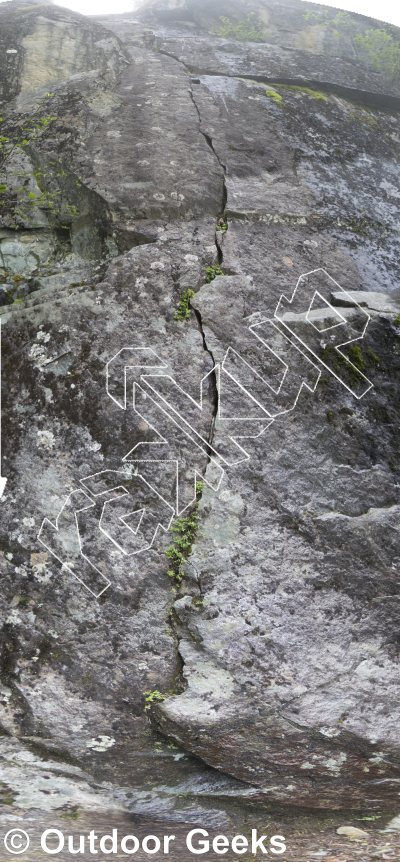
[174,288,194,321]
[205,264,223,283]
[218,13,266,42]
[216,218,227,231]
[354,29,400,81]
[327,411,334,423]
[60,809,81,821]
[166,508,199,583]
[195,480,203,495]
[394,314,400,327]
[144,690,166,710]
[265,89,283,103]
[355,815,381,821]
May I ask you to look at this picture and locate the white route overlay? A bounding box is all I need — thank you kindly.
[37,268,374,596]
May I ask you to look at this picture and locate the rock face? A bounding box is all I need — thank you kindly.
[1,0,400,831]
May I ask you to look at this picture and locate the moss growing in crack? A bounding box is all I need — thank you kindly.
[144,689,166,710]
[174,288,194,321]
[205,264,223,283]
[218,13,266,42]
[216,218,227,231]
[166,507,199,584]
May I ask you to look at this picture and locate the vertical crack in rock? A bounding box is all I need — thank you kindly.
[193,306,219,450]
[185,80,227,450]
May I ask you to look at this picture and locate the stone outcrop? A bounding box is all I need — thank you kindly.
[1,0,400,835]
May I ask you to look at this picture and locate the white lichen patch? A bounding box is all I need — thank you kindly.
[86,736,115,752]
[5,609,23,626]
[36,429,55,449]
[30,552,53,584]
[319,726,341,738]
[28,344,48,368]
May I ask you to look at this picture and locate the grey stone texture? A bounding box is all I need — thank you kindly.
[1,0,400,834]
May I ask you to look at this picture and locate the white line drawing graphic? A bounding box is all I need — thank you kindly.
[37,268,374,596]
[81,468,175,554]
[106,346,168,409]
[38,489,111,598]
[0,317,7,498]
[272,268,372,398]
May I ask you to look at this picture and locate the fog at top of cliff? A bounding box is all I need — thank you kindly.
[58,0,400,28]
[0,0,398,27]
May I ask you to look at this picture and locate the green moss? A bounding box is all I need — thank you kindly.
[265,89,283,103]
[394,314,400,327]
[327,411,334,423]
[60,809,81,820]
[278,84,327,101]
[347,345,366,372]
[349,109,378,129]
[365,349,380,367]
[321,345,364,385]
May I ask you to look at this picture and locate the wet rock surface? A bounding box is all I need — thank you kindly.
[1,0,400,843]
